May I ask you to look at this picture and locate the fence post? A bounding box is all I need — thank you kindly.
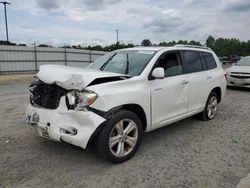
[34,42,38,72]
[64,43,67,66]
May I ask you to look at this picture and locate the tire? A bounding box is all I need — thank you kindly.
[200,91,219,121]
[96,110,143,163]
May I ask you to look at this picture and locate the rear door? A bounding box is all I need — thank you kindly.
[149,51,189,129]
[181,50,209,114]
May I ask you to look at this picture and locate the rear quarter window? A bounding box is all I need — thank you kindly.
[203,52,217,70]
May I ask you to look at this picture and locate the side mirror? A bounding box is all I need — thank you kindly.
[152,67,164,79]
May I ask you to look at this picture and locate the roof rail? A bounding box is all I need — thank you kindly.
[174,44,211,50]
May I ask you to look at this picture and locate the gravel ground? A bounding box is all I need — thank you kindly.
[0,75,250,188]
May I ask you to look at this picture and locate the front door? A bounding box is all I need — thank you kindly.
[149,51,189,129]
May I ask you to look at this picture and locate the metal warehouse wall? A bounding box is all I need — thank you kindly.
[0,45,106,74]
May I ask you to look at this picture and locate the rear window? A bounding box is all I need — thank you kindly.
[203,52,217,70]
[182,51,203,73]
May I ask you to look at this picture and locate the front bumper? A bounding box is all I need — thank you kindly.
[26,96,106,149]
[227,76,250,88]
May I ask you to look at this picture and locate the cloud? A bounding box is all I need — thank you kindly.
[36,0,60,10]
[141,8,182,32]
[222,0,250,12]
[81,0,121,11]
[4,0,250,46]
[184,0,202,6]
[84,0,104,10]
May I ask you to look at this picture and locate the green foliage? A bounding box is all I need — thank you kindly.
[189,40,201,46]
[159,41,176,46]
[159,40,201,46]
[1,36,250,56]
[37,44,53,47]
[205,36,250,56]
[86,43,135,51]
[141,39,152,46]
[0,40,16,46]
[17,43,27,46]
[206,36,215,48]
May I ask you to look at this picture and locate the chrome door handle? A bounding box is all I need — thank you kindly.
[155,88,162,91]
[181,80,189,85]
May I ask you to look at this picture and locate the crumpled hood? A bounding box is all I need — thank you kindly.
[230,65,250,73]
[37,65,126,90]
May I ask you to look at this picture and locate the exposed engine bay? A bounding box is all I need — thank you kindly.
[29,79,68,109]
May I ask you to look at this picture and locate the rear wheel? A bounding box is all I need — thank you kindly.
[200,91,219,121]
[96,110,142,163]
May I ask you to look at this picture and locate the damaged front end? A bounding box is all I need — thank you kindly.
[29,79,68,109]
[26,78,106,149]
[29,79,98,111]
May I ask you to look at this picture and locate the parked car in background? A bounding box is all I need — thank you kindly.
[26,45,227,163]
[219,55,241,65]
[229,55,241,64]
[225,56,250,88]
[220,56,231,65]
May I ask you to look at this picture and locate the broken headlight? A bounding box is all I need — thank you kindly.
[66,90,98,110]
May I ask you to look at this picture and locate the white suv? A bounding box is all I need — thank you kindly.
[26,45,227,163]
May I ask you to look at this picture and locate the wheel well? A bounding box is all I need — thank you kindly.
[120,104,147,131]
[211,87,221,103]
[86,104,147,149]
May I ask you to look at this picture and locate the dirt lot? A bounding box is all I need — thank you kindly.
[0,74,249,188]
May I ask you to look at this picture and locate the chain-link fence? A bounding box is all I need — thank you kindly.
[0,45,106,74]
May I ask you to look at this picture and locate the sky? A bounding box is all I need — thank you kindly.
[0,0,249,46]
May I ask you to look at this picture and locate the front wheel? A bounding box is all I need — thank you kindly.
[96,110,142,163]
[200,91,219,121]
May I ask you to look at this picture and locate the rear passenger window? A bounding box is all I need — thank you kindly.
[182,51,203,73]
[203,52,217,70]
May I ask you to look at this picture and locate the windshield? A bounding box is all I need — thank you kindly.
[88,50,156,76]
[236,57,250,66]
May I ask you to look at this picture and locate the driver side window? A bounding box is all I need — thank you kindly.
[156,52,183,77]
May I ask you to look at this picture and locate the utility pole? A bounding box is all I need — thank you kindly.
[0,1,11,42]
[115,29,119,46]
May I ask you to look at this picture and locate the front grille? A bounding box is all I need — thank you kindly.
[231,72,250,75]
[230,75,250,79]
[29,79,68,109]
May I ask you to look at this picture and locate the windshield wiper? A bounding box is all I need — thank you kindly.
[125,53,129,75]
[100,53,117,71]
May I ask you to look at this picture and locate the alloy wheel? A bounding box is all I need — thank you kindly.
[207,96,218,119]
[109,119,138,157]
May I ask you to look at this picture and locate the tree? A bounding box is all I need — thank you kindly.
[177,40,188,45]
[0,40,16,46]
[141,39,152,46]
[206,36,215,48]
[189,40,201,46]
[17,43,27,46]
[37,44,52,47]
[159,41,168,46]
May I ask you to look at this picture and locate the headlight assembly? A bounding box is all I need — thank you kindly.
[66,90,98,110]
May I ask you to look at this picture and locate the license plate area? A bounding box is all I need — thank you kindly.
[36,126,49,138]
[27,113,49,138]
[233,79,245,85]
[29,123,49,138]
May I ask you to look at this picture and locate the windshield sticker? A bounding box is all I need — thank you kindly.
[137,51,155,55]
